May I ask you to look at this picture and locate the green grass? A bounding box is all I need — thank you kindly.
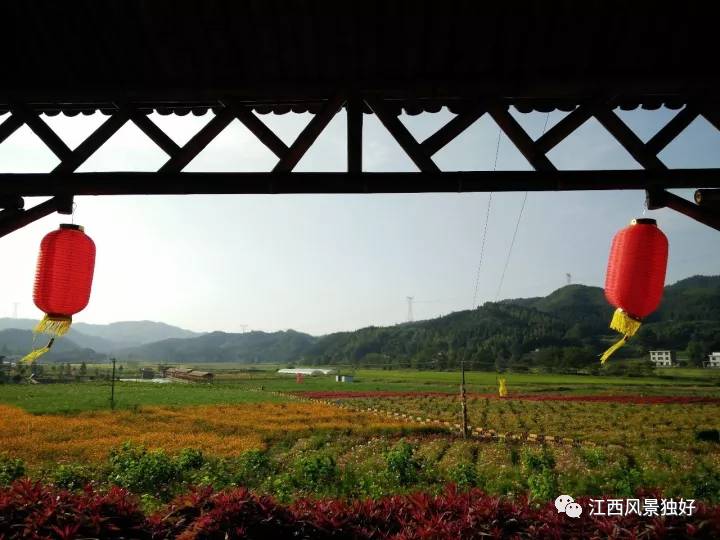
[0,382,287,414]
[4,366,720,414]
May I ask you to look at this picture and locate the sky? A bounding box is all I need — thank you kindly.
[0,106,719,335]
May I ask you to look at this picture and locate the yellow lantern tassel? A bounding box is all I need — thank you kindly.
[34,314,72,337]
[21,315,72,364]
[600,308,642,364]
[498,377,508,397]
[21,338,55,363]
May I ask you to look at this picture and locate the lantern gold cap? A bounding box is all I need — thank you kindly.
[631,218,656,226]
[60,223,84,232]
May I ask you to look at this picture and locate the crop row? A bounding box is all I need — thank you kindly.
[339,395,720,449]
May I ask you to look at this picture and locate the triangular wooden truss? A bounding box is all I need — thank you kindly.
[1,95,719,237]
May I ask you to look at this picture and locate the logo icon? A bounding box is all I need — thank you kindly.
[555,495,583,518]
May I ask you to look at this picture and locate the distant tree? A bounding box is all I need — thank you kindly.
[79,362,87,376]
[687,340,706,367]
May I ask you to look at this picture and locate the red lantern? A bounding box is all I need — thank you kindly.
[22,224,96,362]
[600,218,668,363]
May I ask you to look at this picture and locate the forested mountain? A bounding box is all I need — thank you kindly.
[112,275,720,370]
[2,276,718,370]
[0,329,104,362]
[0,318,200,353]
[117,330,316,363]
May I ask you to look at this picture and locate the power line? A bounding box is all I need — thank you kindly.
[495,192,528,300]
[471,129,502,309]
[471,193,493,309]
[495,112,550,301]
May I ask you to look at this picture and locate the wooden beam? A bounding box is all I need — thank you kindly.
[695,188,720,208]
[647,189,720,232]
[0,197,59,238]
[0,169,718,197]
[273,95,345,173]
[365,96,440,173]
[159,107,235,173]
[54,110,131,173]
[130,111,181,157]
[0,114,23,145]
[645,106,698,155]
[11,104,72,162]
[534,105,592,154]
[594,108,666,170]
[420,106,485,156]
[234,106,289,159]
[347,97,363,173]
[0,195,24,210]
[488,106,556,171]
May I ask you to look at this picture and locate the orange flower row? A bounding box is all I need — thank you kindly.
[0,402,409,466]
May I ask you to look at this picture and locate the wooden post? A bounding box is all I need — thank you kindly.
[460,359,468,439]
[110,358,116,410]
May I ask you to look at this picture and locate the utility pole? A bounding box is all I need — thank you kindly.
[460,359,468,439]
[406,296,414,322]
[110,358,116,410]
[12,302,19,318]
[239,324,248,333]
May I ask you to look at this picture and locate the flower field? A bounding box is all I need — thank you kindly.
[3,374,720,535]
[0,402,419,466]
[340,394,720,448]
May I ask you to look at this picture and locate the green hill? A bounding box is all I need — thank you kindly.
[0,329,105,363]
[118,330,317,364]
[3,276,718,370]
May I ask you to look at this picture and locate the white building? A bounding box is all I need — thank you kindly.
[277,368,336,376]
[707,353,720,368]
[649,350,675,367]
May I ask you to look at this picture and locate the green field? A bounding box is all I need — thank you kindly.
[3,366,720,414]
[0,381,287,414]
[3,367,720,506]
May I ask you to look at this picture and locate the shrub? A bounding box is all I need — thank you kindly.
[0,454,25,486]
[385,442,420,486]
[447,463,478,489]
[235,449,271,487]
[176,448,205,471]
[607,463,644,498]
[293,454,339,493]
[581,447,606,468]
[47,463,93,491]
[108,442,179,497]
[521,448,558,501]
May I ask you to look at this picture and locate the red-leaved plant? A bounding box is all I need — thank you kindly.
[1,481,719,539]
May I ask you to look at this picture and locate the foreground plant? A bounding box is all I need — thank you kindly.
[1,481,720,539]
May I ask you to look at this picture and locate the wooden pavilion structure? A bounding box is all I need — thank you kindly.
[1,1,719,236]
